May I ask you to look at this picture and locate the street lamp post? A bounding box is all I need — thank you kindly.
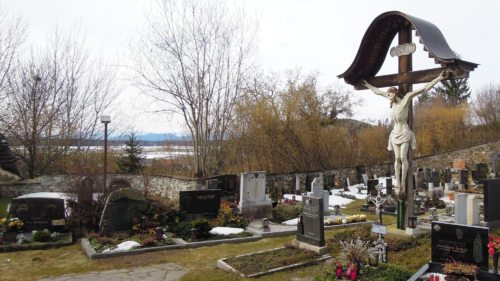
[101,115,111,193]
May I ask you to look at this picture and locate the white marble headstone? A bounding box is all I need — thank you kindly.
[466,194,480,225]
[454,193,467,225]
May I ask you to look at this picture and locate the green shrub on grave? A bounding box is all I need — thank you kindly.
[32,230,52,242]
[272,204,303,222]
[359,263,412,281]
[191,217,212,239]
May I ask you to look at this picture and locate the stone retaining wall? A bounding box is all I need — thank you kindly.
[1,141,498,199]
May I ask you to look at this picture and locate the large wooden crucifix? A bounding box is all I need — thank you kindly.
[338,11,477,229]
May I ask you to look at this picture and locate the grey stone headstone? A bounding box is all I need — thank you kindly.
[493,153,500,177]
[466,195,480,225]
[99,188,150,234]
[239,171,272,219]
[296,196,325,247]
[415,171,425,190]
[361,174,369,186]
[454,193,468,225]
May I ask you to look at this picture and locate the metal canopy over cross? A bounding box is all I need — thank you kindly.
[338,11,478,229]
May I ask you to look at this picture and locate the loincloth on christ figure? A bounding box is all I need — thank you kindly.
[387,129,416,151]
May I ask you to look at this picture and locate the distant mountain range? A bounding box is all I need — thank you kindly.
[110,133,190,142]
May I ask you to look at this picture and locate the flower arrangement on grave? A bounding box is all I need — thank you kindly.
[0,218,23,232]
[442,260,478,280]
[488,235,500,256]
[338,236,377,266]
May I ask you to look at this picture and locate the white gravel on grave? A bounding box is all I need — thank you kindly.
[102,241,141,253]
[209,227,244,235]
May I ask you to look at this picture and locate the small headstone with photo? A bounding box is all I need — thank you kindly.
[293,195,326,254]
[431,221,489,269]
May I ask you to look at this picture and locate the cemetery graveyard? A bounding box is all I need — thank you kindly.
[0,8,500,281]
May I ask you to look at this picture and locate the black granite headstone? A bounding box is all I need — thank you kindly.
[296,196,325,247]
[474,163,488,181]
[8,196,66,232]
[431,221,489,269]
[367,179,379,196]
[179,189,221,217]
[431,170,440,187]
[356,165,366,184]
[459,169,468,188]
[324,175,335,189]
[99,188,150,233]
[444,168,452,183]
[483,179,500,223]
[385,178,393,195]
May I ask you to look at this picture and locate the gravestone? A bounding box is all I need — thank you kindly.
[431,221,489,269]
[305,173,320,192]
[295,174,301,194]
[238,171,272,219]
[8,194,67,232]
[99,188,150,234]
[466,195,480,225]
[444,168,452,184]
[424,168,431,184]
[367,179,378,196]
[459,169,468,188]
[361,174,369,187]
[415,171,425,190]
[179,189,221,217]
[474,163,488,181]
[356,165,366,184]
[78,177,94,208]
[324,174,335,189]
[293,195,326,254]
[483,179,500,226]
[453,159,466,170]
[431,170,440,187]
[493,153,500,177]
[385,178,393,195]
[454,193,468,225]
[310,178,329,212]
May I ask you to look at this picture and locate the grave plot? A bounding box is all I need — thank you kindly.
[0,192,73,252]
[82,187,257,258]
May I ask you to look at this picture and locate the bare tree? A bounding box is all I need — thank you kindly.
[133,0,256,177]
[472,84,500,128]
[0,6,26,96]
[0,30,118,178]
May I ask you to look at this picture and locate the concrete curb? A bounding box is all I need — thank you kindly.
[0,232,73,253]
[247,221,373,238]
[216,247,332,278]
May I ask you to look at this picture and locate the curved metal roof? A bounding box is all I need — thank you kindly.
[338,11,478,84]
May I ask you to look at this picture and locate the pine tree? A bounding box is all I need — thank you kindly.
[117,133,145,174]
[430,78,471,105]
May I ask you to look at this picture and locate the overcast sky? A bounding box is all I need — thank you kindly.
[4,0,500,135]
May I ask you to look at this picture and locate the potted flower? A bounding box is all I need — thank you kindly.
[2,218,24,242]
[488,235,500,272]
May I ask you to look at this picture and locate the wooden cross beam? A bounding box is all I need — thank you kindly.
[353,66,469,90]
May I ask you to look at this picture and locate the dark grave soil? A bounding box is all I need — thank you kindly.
[224,246,322,275]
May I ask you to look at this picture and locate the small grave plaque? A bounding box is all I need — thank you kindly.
[296,196,325,247]
[371,223,387,235]
[431,221,489,269]
[179,189,221,216]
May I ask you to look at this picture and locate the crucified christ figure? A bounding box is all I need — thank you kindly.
[361,69,448,200]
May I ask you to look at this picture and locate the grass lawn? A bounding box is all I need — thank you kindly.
[0,198,11,217]
[0,199,434,281]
